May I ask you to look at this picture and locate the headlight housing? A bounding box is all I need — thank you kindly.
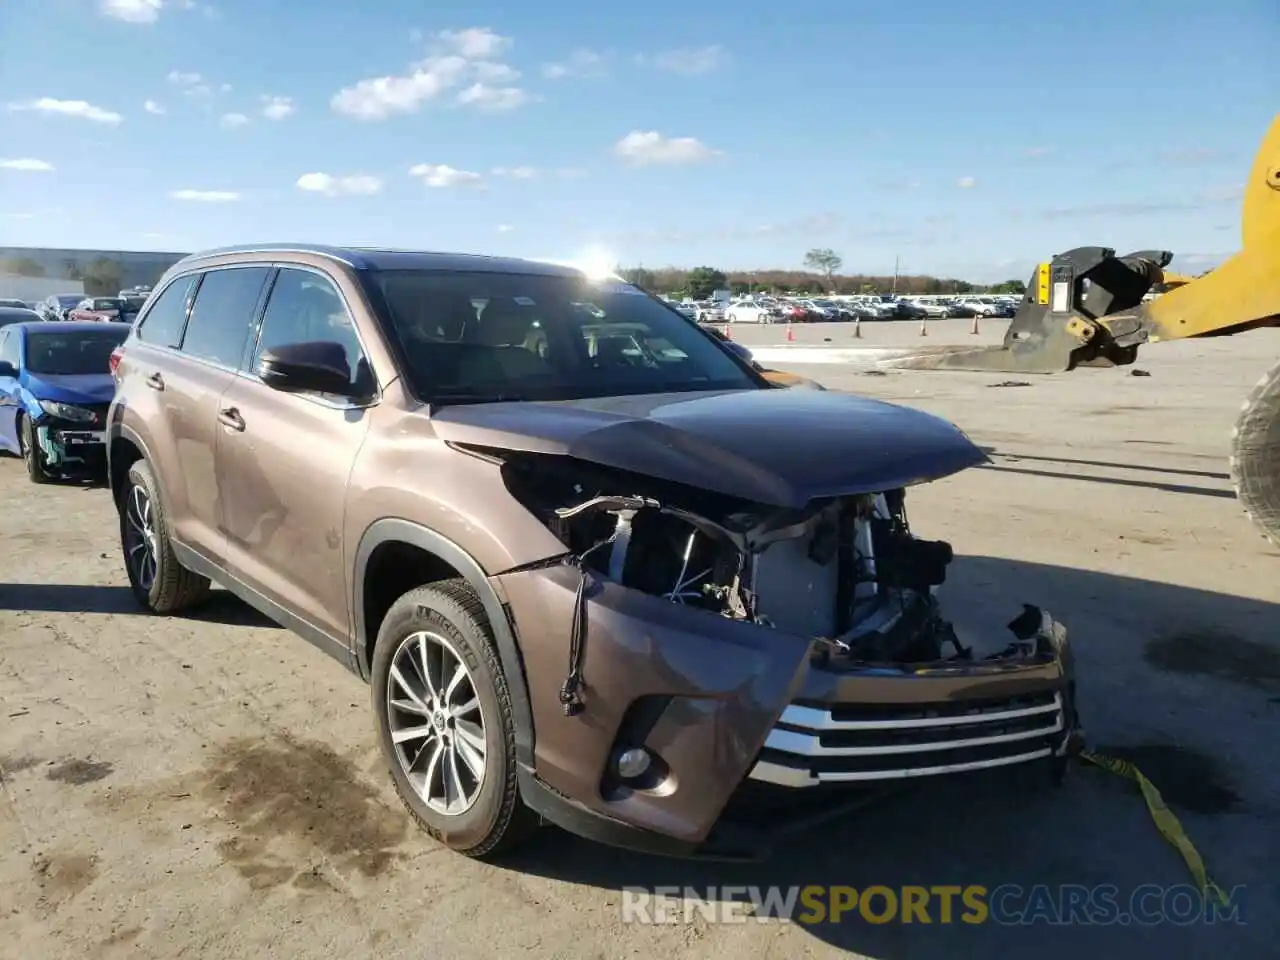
[39,400,97,423]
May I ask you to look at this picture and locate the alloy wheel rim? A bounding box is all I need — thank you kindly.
[123,485,158,592]
[387,630,487,816]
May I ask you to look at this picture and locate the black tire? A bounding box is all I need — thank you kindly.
[19,415,53,484]
[119,459,211,613]
[1229,356,1280,547]
[371,579,538,859]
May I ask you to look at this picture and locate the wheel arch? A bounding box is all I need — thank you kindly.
[353,518,535,768]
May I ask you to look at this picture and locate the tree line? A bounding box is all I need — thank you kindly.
[619,249,1027,301]
[1,255,127,297]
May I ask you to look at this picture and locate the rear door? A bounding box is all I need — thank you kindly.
[118,266,269,560]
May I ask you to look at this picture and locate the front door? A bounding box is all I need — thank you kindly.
[215,266,376,646]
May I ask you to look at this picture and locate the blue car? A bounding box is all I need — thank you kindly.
[0,321,129,483]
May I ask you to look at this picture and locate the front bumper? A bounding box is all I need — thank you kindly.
[34,420,108,475]
[497,564,1081,860]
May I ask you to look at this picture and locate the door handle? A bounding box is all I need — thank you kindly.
[145,372,164,391]
[218,407,245,432]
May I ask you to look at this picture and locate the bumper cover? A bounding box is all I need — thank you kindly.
[498,564,1081,860]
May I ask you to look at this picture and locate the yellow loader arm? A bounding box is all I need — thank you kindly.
[893,112,1280,374]
[888,112,1280,546]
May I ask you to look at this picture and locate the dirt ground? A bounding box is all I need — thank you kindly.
[2,328,1278,960]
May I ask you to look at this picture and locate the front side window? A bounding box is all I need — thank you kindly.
[181,267,270,368]
[252,268,371,393]
[360,269,760,404]
[136,274,198,348]
[24,327,129,375]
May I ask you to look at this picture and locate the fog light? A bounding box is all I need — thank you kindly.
[614,747,651,780]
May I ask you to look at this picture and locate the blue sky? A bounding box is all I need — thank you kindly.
[1,0,1276,282]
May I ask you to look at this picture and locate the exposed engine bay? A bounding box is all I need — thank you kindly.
[494,449,1054,677]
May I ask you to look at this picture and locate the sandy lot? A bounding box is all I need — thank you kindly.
[2,326,1278,960]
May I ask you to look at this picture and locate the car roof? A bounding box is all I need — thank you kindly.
[7,320,122,334]
[170,243,586,278]
[0,308,41,320]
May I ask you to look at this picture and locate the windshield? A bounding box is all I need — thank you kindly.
[92,298,124,311]
[57,295,83,307]
[360,269,761,403]
[25,327,129,375]
[121,296,147,312]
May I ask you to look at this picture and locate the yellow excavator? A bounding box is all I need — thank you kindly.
[876,112,1280,547]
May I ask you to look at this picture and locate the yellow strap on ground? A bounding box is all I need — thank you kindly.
[1080,752,1228,907]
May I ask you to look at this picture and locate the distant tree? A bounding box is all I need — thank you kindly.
[685,266,727,300]
[82,257,124,296]
[61,258,85,282]
[0,257,46,277]
[730,281,750,296]
[989,279,1027,295]
[802,248,843,289]
[618,266,657,290]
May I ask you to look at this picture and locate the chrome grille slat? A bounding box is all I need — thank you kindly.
[749,692,1066,787]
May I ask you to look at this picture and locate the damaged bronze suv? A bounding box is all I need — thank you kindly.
[107,245,1082,860]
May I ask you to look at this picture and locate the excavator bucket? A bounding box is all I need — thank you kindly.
[889,112,1280,375]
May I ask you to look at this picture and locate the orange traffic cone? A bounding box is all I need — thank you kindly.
[970,314,980,334]
[786,323,795,342]
[918,316,928,336]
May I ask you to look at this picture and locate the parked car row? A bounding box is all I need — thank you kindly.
[1,243,1081,868]
[671,292,1023,325]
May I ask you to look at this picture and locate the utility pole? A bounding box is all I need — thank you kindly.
[891,255,900,296]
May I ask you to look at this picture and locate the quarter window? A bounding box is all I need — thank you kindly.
[252,268,372,393]
[181,267,270,369]
[136,274,198,349]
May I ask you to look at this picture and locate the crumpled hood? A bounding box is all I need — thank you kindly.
[24,372,116,404]
[430,389,987,509]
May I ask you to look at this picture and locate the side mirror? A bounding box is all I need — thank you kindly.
[257,341,357,396]
[0,360,16,379]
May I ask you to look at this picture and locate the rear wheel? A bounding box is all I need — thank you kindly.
[119,459,211,612]
[19,415,53,485]
[1230,356,1280,547]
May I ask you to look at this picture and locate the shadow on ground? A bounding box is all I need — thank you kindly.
[497,556,1279,959]
[0,583,281,628]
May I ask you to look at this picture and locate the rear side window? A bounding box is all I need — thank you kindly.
[181,267,270,369]
[136,275,197,348]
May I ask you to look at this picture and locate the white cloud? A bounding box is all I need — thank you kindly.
[0,158,55,172]
[473,61,520,83]
[167,71,223,98]
[613,130,719,166]
[220,112,250,128]
[957,176,977,188]
[295,172,383,197]
[101,0,163,23]
[332,56,469,120]
[144,99,166,115]
[456,83,528,111]
[491,166,537,179]
[261,96,294,120]
[438,27,510,60]
[643,45,727,75]
[10,98,123,124]
[496,224,514,233]
[169,189,239,202]
[542,49,608,79]
[409,163,485,188]
[331,27,526,120]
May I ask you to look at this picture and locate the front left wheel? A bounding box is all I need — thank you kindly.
[372,579,538,859]
[19,415,53,485]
